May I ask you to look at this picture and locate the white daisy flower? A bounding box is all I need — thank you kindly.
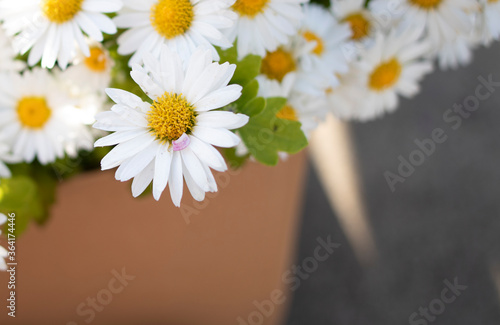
[299,4,352,89]
[0,245,6,271]
[327,64,366,121]
[227,0,307,58]
[369,0,476,48]
[353,31,434,120]
[477,0,500,45]
[0,0,122,69]
[64,42,113,95]
[331,0,377,42]
[259,34,331,95]
[93,46,249,207]
[436,33,475,70]
[114,0,236,66]
[0,213,7,271]
[0,69,94,164]
[257,74,327,137]
[56,43,113,125]
[0,28,24,72]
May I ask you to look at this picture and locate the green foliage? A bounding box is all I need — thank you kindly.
[218,46,262,86]
[308,0,371,9]
[217,46,308,167]
[238,97,308,166]
[310,0,330,8]
[0,176,44,236]
[0,161,66,236]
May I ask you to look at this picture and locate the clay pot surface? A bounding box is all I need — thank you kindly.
[0,153,307,325]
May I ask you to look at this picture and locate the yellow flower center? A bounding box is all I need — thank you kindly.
[261,48,296,82]
[409,0,442,9]
[150,0,194,39]
[488,0,499,3]
[276,105,298,121]
[232,0,269,17]
[42,0,83,23]
[303,31,324,56]
[343,13,371,41]
[369,58,402,91]
[147,93,197,142]
[84,47,108,72]
[17,97,52,129]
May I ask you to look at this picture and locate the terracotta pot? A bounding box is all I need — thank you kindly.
[0,152,307,325]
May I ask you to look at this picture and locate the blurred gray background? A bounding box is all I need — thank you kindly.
[286,42,500,324]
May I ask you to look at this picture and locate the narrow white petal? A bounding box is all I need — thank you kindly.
[131,160,155,197]
[196,111,248,129]
[192,126,240,148]
[168,151,184,207]
[152,145,172,200]
[101,133,155,170]
[180,146,209,191]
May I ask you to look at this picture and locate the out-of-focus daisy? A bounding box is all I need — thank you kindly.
[93,46,248,207]
[257,74,327,137]
[259,35,330,95]
[64,43,113,94]
[114,0,235,65]
[0,213,7,271]
[299,4,352,89]
[354,32,433,120]
[58,43,113,124]
[332,0,376,43]
[0,69,93,164]
[327,65,366,121]
[227,0,307,58]
[436,34,475,70]
[477,0,500,45]
[0,0,122,69]
[0,29,24,72]
[369,0,476,48]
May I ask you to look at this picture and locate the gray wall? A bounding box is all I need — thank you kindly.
[287,42,500,324]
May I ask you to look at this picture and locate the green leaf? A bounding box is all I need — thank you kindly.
[0,176,43,236]
[217,46,237,65]
[238,97,308,166]
[232,54,261,86]
[216,46,262,87]
[240,96,266,117]
[30,167,58,225]
[234,79,259,109]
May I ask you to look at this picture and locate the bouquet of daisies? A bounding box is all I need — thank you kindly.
[0,0,498,247]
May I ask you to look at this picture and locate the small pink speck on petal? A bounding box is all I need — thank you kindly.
[172,133,190,151]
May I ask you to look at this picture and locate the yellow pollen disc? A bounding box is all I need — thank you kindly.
[42,0,83,23]
[232,0,269,17]
[148,93,196,142]
[17,97,52,129]
[276,105,298,121]
[369,58,402,91]
[343,13,371,41]
[261,48,296,82]
[409,0,442,9]
[84,47,108,72]
[150,0,194,39]
[303,31,324,56]
[488,0,499,3]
